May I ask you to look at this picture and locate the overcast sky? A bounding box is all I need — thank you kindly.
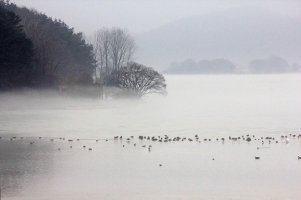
[12,0,301,35]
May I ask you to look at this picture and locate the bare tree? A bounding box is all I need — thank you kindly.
[115,62,166,97]
[109,28,135,72]
[92,28,136,84]
[93,28,111,77]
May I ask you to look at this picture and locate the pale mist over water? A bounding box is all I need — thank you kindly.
[1,75,300,138]
[0,75,301,200]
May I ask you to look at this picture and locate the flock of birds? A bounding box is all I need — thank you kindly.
[1,133,301,163]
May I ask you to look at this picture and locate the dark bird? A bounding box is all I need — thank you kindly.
[298,156,301,160]
[255,156,260,160]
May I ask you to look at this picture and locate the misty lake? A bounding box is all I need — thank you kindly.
[0,74,301,200]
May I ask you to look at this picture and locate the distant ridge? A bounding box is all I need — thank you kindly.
[135,7,301,71]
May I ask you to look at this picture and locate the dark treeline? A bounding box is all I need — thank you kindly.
[0,2,33,89]
[1,1,96,89]
[166,59,236,74]
[166,56,301,74]
[0,1,166,96]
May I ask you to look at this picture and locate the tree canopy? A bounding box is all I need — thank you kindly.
[0,3,33,89]
[1,1,96,87]
[114,62,166,97]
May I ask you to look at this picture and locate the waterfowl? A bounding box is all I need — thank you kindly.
[255,156,260,160]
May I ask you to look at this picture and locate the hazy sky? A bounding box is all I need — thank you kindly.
[12,0,301,35]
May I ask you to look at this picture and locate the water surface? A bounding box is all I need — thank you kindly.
[0,74,300,199]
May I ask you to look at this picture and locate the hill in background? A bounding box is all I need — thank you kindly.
[135,7,301,73]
